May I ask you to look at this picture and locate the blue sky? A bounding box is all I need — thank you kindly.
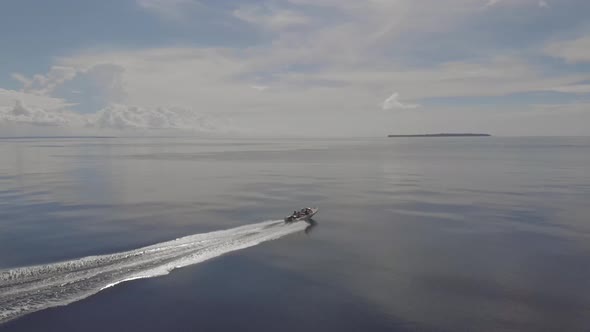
[1,0,590,135]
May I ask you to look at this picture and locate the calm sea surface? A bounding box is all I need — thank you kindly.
[0,136,589,331]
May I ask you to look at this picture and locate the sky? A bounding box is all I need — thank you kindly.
[1,0,590,136]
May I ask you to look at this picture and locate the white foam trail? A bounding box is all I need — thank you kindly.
[0,219,307,324]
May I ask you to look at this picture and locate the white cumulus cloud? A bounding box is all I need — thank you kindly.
[92,104,233,132]
[12,66,78,96]
[381,92,419,110]
[0,100,86,127]
[0,88,71,110]
[0,101,236,134]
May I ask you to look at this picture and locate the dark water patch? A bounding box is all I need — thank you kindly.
[418,273,590,331]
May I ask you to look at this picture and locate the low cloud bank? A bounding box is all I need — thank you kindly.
[0,101,86,127]
[0,101,235,134]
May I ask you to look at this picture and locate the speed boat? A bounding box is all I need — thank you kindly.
[284,207,319,223]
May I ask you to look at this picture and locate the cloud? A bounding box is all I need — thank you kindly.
[0,88,71,110]
[55,48,251,110]
[92,104,233,132]
[0,100,86,127]
[549,84,590,94]
[10,63,127,114]
[545,35,590,63]
[233,5,310,31]
[250,85,269,91]
[273,55,589,101]
[485,0,503,7]
[0,100,235,133]
[81,64,127,103]
[11,73,31,87]
[46,46,589,123]
[12,66,78,96]
[485,0,550,8]
[381,92,419,110]
[136,0,197,21]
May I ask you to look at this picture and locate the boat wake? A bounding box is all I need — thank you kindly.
[0,219,307,324]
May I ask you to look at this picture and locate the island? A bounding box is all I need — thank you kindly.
[387,133,491,138]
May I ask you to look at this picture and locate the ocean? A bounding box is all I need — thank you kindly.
[1,136,589,331]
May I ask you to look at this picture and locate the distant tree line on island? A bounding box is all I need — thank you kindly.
[387,133,491,138]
